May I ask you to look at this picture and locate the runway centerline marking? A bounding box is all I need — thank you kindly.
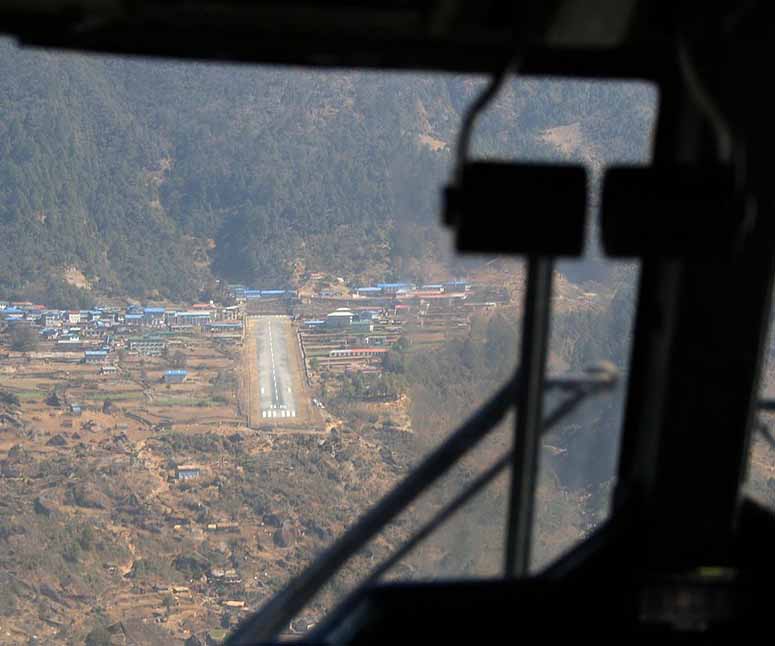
[255,315,297,420]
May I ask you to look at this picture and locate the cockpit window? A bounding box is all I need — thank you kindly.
[0,34,657,641]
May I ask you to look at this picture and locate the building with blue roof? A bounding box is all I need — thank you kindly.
[84,350,109,364]
[377,282,416,294]
[164,369,188,384]
[143,307,166,326]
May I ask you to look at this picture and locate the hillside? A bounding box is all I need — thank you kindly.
[0,271,637,644]
[1,37,655,302]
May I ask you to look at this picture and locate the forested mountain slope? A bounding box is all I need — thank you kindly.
[0,38,655,300]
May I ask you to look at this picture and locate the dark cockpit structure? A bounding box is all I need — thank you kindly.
[3,1,775,643]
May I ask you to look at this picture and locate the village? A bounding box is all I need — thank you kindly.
[0,271,520,644]
[0,274,500,394]
[0,274,505,444]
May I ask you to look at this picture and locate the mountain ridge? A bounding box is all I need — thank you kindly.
[0,39,656,302]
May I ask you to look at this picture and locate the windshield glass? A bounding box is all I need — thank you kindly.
[0,38,655,644]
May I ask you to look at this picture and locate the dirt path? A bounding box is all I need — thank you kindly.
[119,538,138,576]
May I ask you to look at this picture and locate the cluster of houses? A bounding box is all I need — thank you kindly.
[300,306,397,373]
[299,278,475,375]
[0,300,243,367]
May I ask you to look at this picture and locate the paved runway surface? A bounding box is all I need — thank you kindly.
[255,316,296,419]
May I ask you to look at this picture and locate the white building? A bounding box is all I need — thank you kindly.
[326,308,353,328]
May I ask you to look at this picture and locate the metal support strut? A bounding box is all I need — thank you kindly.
[505,256,554,576]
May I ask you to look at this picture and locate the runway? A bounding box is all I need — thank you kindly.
[255,316,296,419]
